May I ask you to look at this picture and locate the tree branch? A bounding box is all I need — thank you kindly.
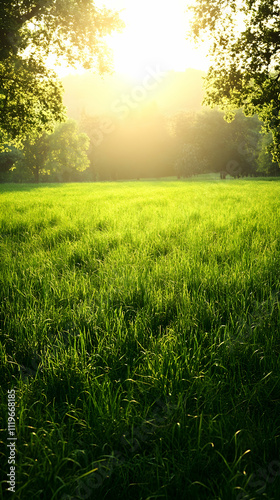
[19,2,46,25]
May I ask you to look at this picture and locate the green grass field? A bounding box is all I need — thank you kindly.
[1,179,280,500]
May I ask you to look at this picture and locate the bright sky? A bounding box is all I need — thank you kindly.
[102,0,210,79]
[56,0,210,78]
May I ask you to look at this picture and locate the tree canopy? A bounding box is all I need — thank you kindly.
[2,107,277,182]
[15,119,90,182]
[0,1,123,145]
[188,0,280,162]
[46,119,90,182]
[172,109,261,178]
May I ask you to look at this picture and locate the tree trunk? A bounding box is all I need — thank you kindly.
[34,166,39,183]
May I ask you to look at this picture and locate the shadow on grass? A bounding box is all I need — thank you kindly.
[0,183,67,193]
[1,176,280,193]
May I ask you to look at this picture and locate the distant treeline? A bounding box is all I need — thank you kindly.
[1,107,279,183]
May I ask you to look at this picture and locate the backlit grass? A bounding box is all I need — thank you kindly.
[1,179,280,499]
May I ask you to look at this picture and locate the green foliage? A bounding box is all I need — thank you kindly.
[16,132,50,183]
[46,120,90,182]
[79,107,263,182]
[0,144,21,176]
[1,180,280,499]
[5,108,273,183]
[0,1,124,144]
[172,109,261,177]
[174,142,208,177]
[257,132,280,175]
[14,120,90,182]
[0,0,123,68]
[0,57,66,146]
[189,0,280,163]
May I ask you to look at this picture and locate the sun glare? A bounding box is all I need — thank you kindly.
[105,0,209,81]
[51,0,210,78]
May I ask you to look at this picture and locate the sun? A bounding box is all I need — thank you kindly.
[51,0,209,79]
[105,0,209,81]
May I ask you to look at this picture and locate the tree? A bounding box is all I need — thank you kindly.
[14,120,90,182]
[45,120,90,182]
[16,132,50,183]
[196,109,261,178]
[0,144,22,181]
[188,0,280,163]
[257,132,280,176]
[0,57,65,145]
[172,109,261,178]
[0,1,123,145]
[174,142,208,178]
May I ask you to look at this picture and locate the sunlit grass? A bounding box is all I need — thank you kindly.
[1,179,280,499]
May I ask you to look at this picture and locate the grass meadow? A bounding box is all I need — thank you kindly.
[1,178,280,500]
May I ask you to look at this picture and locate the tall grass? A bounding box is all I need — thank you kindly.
[1,179,280,499]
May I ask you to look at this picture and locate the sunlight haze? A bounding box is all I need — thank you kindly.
[56,0,210,78]
[104,0,210,79]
